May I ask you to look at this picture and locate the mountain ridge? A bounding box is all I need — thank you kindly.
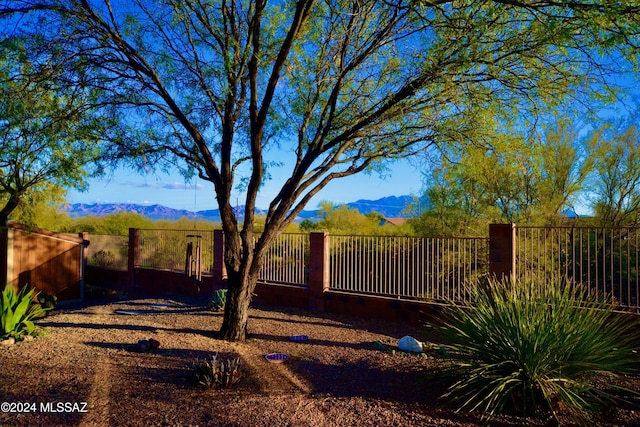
[62,195,419,222]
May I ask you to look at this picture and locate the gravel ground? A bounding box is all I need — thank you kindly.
[1,295,639,427]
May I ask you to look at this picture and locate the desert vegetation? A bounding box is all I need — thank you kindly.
[435,277,640,425]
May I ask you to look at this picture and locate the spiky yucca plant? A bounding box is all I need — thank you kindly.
[190,353,242,390]
[436,276,640,425]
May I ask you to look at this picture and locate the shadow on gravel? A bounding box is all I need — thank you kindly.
[37,320,219,339]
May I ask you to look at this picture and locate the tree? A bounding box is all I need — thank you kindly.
[588,123,640,227]
[306,202,383,235]
[416,116,593,234]
[0,39,107,225]
[3,182,73,230]
[66,212,154,236]
[2,1,638,341]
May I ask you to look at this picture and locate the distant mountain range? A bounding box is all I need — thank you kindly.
[62,195,421,222]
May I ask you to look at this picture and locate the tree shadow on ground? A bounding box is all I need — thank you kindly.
[84,341,228,360]
[251,304,433,337]
[39,320,218,340]
[246,332,377,351]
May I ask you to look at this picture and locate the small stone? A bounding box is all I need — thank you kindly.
[398,336,423,353]
[1,337,15,346]
[148,338,160,349]
[134,339,151,352]
[22,335,34,342]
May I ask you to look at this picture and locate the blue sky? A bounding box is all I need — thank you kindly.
[66,157,425,211]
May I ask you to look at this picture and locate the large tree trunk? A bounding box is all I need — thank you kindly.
[0,192,21,226]
[218,222,269,341]
[217,216,280,341]
[220,267,259,341]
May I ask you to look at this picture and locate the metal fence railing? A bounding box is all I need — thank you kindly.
[515,226,640,309]
[329,235,489,301]
[139,229,215,275]
[259,233,309,286]
[86,234,129,271]
[85,226,640,311]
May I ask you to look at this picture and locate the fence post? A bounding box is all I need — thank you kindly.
[213,229,227,289]
[0,227,7,289]
[489,223,516,282]
[127,228,140,290]
[308,231,330,311]
[78,232,89,301]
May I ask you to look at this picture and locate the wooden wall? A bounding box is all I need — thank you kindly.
[3,224,85,300]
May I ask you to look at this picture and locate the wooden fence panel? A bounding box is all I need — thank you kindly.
[4,225,85,300]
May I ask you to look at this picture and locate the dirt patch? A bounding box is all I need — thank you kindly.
[0,296,638,426]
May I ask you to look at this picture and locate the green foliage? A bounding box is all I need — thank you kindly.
[154,217,219,230]
[414,115,592,234]
[2,183,73,229]
[0,38,108,225]
[63,214,221,235]
[588,123,640,227]
[436,277,640,424]
[305,202,414,236]
[207,289,227,312]
[190,353,243,390]
[65,212,154,236]
[1,286,48,340]
[35,292,57,317]
[251,214,299,234]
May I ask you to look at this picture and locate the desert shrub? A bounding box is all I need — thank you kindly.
[90,249,116,267]
[190,353,242,390]
[207,289,227,312]
[436,276,640,425]
[1,285,48,340]
[35,292,57,317]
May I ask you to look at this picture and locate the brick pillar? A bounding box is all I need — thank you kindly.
[489,223,516,282]
[213,229,227,289]
[308,232,330,311]
[127,228,140,290]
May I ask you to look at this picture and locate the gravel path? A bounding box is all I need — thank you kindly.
[1,296,638,426]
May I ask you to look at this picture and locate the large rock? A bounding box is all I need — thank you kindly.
[1,337,15,347]
[398,335,423,353]
[134,339,151,352]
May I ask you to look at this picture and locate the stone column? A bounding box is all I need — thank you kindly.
[308,232,330,311]
[489,223,516,282]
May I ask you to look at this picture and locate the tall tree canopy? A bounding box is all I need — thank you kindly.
[2,0,638,340]
[416,115,593,235]
[588,122,640,227]
[0,39,109,225]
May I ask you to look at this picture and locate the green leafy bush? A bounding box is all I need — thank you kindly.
[36,292,57,316]
[1,285,48,340]
[190,353,242,390]
[207,289,227,312]
[436,277,640,425]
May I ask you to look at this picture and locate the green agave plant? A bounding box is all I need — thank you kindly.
[207,289,227,312]
[1,285,48,340]
[436,276,640,425]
